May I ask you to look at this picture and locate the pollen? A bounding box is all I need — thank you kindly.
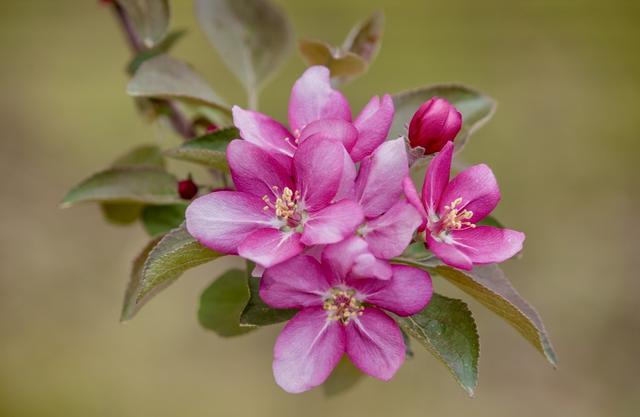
[441,197,476,231]
[323,288,364,324]
[262,186,301,221]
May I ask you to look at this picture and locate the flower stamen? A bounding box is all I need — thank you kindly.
[440,197,476,232]
[323,288,364,324]
[262,187,301,223]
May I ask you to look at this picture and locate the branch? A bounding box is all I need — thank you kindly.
[109,1,195,139]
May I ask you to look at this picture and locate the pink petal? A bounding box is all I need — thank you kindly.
[301,200,364,245]
[355,137,409,218]
[273,307,346,393]
[350,95,395,162]
[333,145,358,201]
[438,164,501,223]
[294,137,345,211]
[238,228,304,268]
[227,140,293,198]
[298,119,358,152]
[402,176,427,230]
[322,236,392,283]
[451,226,525,264]
[288,66,351,133]
[357,265,433,317]
[232,105,295,157]
[426,233,473,270]
[362,200,422,259]
[422,141,453,215]
[260,255,329,309]
[350,252,393,281]
[185,191,272,254]
[345,308,405,381]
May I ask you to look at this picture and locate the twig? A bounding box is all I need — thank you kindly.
[110,2,195,139]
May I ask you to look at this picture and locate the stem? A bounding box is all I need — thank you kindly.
[110,2,195,139]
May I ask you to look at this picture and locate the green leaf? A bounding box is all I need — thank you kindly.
[101,202,144,225]
[195,0,293,94]
[323,357,364,397]
[390,84,496,149]
[198,269,255,337]
[117,0,170,48]
[97,144,165,223]
[127,29,186,74]
[298,39,367,81]
[121,225,222,321]
[127,55,230,113]
[61,166,181,207]
[240,274,296,327]
[111,144,165,168]
[342,11,384,64]
[396,293,479,396]
[141,203,187,237]
[164,127,239,170]
[121,235,163,320]
[477,215,504,228]
[433,265,557,366]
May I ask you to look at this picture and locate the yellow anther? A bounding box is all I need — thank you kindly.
[323,288,364,324]
[441,198,476,231]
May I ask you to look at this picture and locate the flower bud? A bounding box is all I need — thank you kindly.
[408,97,462,154]
[178,176,198,200]
[206,123,219,133]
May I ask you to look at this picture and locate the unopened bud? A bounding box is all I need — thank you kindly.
[408,97,462,154]
[178,176,198,200]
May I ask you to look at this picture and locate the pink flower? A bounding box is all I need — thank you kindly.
[232,66,394,163]
[354,138,423,265]
[260,253,432,393]
[408,97,462,154]
[185,136,363,268]
[403,142,525,270]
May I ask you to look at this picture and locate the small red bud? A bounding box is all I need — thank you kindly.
[178,177,198,200]
[408,97,462,154]
[206,123,219,133]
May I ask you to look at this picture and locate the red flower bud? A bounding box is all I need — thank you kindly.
[408,97,462,154]
[178,177,198,200]
[206,123,219,133]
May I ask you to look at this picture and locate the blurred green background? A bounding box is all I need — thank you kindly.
[1,0,639,416]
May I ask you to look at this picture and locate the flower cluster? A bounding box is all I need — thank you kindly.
[186,66,524,393]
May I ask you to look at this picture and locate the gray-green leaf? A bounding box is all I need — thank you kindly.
[195,0,293,93]
[111,144,165,168]
[396,293,479,396]
[323,357,364,397]
[433,265,557,366]
[164,127,239,170]
[127,55,230,113]
[198,269,255,337]
[390,84,496,150]
[101,202,144,225]
[127,29,186,74]
[61,166,181,207]
[98,144,166,223]
[117,0,170,48]
[141,203,187,237]
[121,225,221,321]
[240,274,296,327]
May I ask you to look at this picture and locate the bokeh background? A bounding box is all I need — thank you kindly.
[1,0,639,416]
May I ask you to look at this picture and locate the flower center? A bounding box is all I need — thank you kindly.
[440,198,475,232]
[262,186,302,226]
[323,288,364,324]
[428,197,476,242]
